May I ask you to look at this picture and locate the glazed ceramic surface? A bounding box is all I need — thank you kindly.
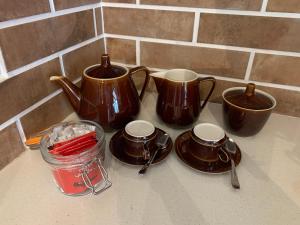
[110,128,173,165]
[175,131,241,174]
[51,54,150,130]
[222,83,276,136]
[151,69,216,126]
[190,123,228,162]
[123,120,158,160]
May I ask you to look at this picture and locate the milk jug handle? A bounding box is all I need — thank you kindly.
[198,77,216,109]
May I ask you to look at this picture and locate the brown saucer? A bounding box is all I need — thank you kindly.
[109,128,173,165]
[175,131,241,174]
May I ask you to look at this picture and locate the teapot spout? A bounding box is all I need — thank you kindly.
[50,76,81,112]
[151,72,166,94]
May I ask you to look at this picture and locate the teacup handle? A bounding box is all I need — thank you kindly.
[198,77,216,109]
[129,66,150,101]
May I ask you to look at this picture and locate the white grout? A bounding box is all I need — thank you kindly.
[104,37,108,54]
[0,76,81,132]
[58,55,66,76]
[1,1,298,30]
[136,0,140,4]
[112,61,300,92]
[0,12,50,29]
[7,35,104,78]
[247,80,300,92]
[111,61,140,69]
[48,0,56,13]
[136,39,141,65]
[73,77,82,84]
[213,74,300,92]
[0,89,62,131]
[0,3,101,29]
[101,5,107,53]
[105,33,300,57]
[100,4,105,34]
[102,2,300,18]
[0,47,8,80]
[261,0,269,12]
[16,119,26,142]
[8,54,57,78]
[93,8,98,36]
[244,51,256,81]
[192,12,200,43]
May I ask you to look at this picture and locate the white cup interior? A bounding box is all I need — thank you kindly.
[165,69,198,82]
[193,123,225,142]
[125,120,155,138]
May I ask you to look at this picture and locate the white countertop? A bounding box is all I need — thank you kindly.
[1,92,300,225]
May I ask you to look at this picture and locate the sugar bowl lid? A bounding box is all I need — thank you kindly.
[222,83,276,110]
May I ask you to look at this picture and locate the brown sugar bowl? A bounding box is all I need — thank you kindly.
[222,83,276,137]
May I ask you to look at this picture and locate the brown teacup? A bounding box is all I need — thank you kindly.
[190,123,229,163]
[123,120,158,160]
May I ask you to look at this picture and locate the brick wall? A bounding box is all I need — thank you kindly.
[103,0,300,118]
[0,0,104,169]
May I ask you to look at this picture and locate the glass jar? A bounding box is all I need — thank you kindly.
[40,120,111,196]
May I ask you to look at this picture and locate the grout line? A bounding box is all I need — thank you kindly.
[111,61,140,69]
[105,33,300,57]
[244,51,255,81]
[136,39,141,65]
[0,89,62,131]
[16,119,26,142]
[100,3,105,34]
[0,47,8,79]
[73,77,82,84]
[0,13,51,29]
[101,5,107,53]
[0,3,100,29]
[104,36,108,53]
[0,118,20,132]
[102,2,300,18]
[0,75,81,132]
[261,0,269,12]
[7,35,104,78]
[0,1,299,30]
[112,61,300,92]
[48,0,56,13]
[192,12,201,43]
[246,80,300,91]
[8,55,58,78]
[93,8,98,36]
[136,0,140,4]
[58,55,66,76]
[0,120,16,136]
[4,32,300,80]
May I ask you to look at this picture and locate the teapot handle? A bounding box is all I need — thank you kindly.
[198,77,216,109]
[129,66,150,100]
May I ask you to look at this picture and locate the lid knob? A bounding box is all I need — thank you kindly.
[244,83,256,97]
[101,54,111,68]
[85,54,127,79]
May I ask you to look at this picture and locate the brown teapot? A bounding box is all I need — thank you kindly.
[50,54,150,130]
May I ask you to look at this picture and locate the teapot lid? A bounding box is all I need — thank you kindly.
[224,83,274,110]
[85,54,127,79]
